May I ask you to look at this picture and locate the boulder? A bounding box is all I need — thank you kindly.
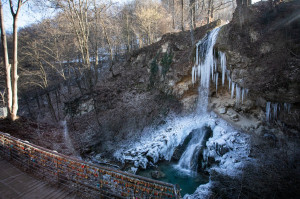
[219,107,227,114]
[151,170,165,179]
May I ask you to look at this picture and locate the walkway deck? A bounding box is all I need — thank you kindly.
[0,157,77,199]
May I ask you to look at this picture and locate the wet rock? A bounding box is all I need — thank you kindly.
[215,142,230,156]
[230,114,239,122]
[263,133,278,146]
[151,170,165,179]
[171,130,194,161]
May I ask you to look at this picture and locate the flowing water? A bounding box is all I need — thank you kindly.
[61,120,77,156]
[137,161,209,196]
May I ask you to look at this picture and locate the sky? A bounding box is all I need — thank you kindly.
[2,0,131,33]
[2,0,262,32]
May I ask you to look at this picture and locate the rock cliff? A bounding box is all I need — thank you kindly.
[214,1,300,133]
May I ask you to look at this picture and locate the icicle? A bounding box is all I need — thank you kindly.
[211,59,215,80]
[214,59,217,73]
[273,103,278,120]
[216,73,219,93]
[266,102,271,122]
[228,77,231,92]
[193,28,221,89]
[192,66,195,84]
[236,85,241,104]
[284,103,291,114]
[231,82,235,99]
[196,44,199,65]
[242,88,245,104]
[219,51,227,86]
[197,64,201,79]
[245,88,249,97]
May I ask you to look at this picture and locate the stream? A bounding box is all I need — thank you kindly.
[138,161,209,196]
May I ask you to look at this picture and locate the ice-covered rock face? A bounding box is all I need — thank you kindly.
[114,113,251,174]
[183,120,252,199]
[114,114,216,169]
[203,125,251,176]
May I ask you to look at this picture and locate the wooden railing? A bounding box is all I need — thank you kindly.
[0,132,181,198]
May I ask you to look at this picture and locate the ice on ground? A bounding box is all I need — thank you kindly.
[183,182,213,199]
[114,114,216,169]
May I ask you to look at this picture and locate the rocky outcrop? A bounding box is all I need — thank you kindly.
[214,1,300,133]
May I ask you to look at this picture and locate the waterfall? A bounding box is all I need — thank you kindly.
[177,128,208,172]
[176,28,221,172]
[61,120,77,156]
[192,27,221,113]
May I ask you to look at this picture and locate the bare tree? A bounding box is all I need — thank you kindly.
[0,0,12,118]
[181,0,184,31]
[0,0,28,120]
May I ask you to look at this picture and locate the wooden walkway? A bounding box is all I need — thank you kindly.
[0,157,77,199]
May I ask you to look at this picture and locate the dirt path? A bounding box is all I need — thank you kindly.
[0,158,77,199]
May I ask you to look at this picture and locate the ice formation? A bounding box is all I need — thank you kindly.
[114,115,217,169]
[215,72,219,93]
[236,85,241,105]
[231,82,235,98]
[266,102,292,122]
[192,27,221,88]
[219,51,227,86]
[184,123,251,199]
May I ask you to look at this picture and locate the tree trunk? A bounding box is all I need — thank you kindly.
[126,14,131,53]
[0,1,12,118]
[46,92,58,122]
[207,0,213,24]
[55,90,61,121]
[102,22,114,73]
[24,95,34,119]
[94,48,99,84]
[172,0,175,29]
[189,0,195,46]
[11,14,19,121]
[35,93,41,110]
[190,0,196,29]
[181,0,184,31]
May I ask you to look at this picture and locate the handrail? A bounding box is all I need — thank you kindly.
[0,131,181,198]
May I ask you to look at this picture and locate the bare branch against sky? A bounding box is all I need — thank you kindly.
[3,0,132,32]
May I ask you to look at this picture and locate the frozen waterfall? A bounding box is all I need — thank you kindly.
[191,28,250,105]
[177,28,221,172]
[177,127,210,172]
[192,27,220,89]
